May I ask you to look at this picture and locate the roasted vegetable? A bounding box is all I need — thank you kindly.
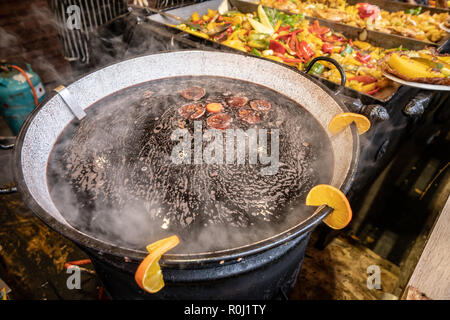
[308,62,325,75]
[261,0,449,43]
[381,50,450,85]
[175,7,403,95]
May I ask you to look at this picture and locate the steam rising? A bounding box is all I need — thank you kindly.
[2,3,336,255]
[47,76,333,254]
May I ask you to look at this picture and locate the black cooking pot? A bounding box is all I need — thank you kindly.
[12,51,359,299]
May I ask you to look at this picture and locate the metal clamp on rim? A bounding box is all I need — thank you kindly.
[0,136,15,150]
[0,186,17,194]
[54,85,86,120]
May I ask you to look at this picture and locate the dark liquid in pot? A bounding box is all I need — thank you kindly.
[47,76,333,254]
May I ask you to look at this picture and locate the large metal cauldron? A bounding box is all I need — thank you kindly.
[13,51,358,299]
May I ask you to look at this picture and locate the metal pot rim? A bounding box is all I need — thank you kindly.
[13,50,359,266]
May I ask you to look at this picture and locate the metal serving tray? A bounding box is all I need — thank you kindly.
[235,0,447,49]
[145,0,436,103]
[346,0,450,14]
[244,0,450,50]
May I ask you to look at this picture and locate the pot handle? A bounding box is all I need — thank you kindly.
[0,186,17,194]
[0,136,17,194]
[0,136,14,150]
[0,143,14,150]
[304,56,346,95]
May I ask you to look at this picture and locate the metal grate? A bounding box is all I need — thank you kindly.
[152,0,207,10]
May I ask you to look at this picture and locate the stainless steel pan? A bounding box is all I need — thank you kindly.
[13,50,358,264]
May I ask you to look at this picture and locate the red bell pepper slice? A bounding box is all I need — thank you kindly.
[277,34,290,41]
[348,75,377,84]
[277,29,302,41]
[366,87,381,95]
[276,26,291,33]
[269,40,286,55]
[309,20,330,35]
[331,35,345,42]
[355,52,371,64]
[322,43,333,54]
[285,37,291,48]
[357,3,380,20]
[357,3,374,18]
[274,53,304,64]
[282,57,304,64]
[297,40,315,61]
[294,36,301,57]
[290,33,297,51]
[287,29,303,50]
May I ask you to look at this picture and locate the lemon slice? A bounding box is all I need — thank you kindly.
[257,5,274,31]
[248,17,274,35]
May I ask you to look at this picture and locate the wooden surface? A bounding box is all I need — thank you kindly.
[406,195,450,300]
[291,235,400,300]
[0,193,99,300]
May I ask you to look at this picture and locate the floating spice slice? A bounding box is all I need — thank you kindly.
[305,184,352,230]
[180,86,206,101]
[135,235,180,294]
[142,90,153,98]
[226,96,249,108]
[206,113,232,130]
[250,99,272,112]
[178,103,206,120]
[206,102,224,113]
[328,112,371,135]
[238,108,262,124]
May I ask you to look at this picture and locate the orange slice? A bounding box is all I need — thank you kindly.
[306,184,352,230]
[328,112,371,135]
[206,102,224,113]
[1,287,7,300]
[135,235,180,294]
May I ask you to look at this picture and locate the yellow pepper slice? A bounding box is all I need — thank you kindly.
[388,53,444,79]
[207,9,217,18]
[191,12,200,22]
[182,28,209,39]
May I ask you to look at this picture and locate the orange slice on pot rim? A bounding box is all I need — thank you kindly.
[306,184,352,230]
[135,235,180,294]
[328,112,371,135]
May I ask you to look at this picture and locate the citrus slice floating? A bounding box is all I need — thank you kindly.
[206,102,224,113]
[328,112,371,135]
[306,184,352,230]
[135,235,180,294]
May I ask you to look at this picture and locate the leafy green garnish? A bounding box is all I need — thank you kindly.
[251,48,262,56]
[263,7,304,27]
[405,7,421,15]
[341,44,353,56]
